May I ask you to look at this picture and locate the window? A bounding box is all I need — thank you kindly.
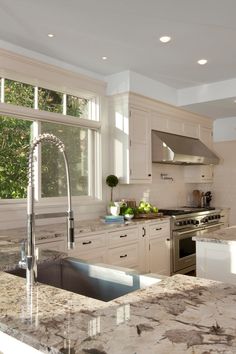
[0,115,32,199]
[0,77,101,202]
[41,122,90,197]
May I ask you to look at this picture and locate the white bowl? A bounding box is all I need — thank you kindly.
[124,214,134,221]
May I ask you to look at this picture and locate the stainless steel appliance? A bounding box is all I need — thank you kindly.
[152,130,220,165]
[159,208,225,275]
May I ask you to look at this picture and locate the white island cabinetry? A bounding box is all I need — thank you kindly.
[195,225,236,284]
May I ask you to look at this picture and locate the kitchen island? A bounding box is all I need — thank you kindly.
[194,225,236,284]
[0,238,236,353]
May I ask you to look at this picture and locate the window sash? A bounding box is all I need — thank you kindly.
[0,104,101,203]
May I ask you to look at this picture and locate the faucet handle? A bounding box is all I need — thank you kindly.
[67,211,75,250]
[19,239,27,269]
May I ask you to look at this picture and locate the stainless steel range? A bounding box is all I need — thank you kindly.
[159,208,225,275]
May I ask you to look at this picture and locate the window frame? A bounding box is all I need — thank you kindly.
[0,99,102,205]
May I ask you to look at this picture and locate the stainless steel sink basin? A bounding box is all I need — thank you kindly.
[7,257,161,302]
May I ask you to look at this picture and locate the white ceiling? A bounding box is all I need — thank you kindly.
[1,0,236,118]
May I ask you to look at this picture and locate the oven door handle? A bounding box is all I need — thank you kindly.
[173,222,224,236]
[173,227,205,236]
[202,222,225,230]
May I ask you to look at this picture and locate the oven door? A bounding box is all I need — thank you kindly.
[172,228,203,273]
[172,222,225,274]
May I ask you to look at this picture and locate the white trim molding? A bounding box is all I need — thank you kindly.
[0,48,106,98]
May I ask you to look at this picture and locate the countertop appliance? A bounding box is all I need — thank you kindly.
[159,207,225,275]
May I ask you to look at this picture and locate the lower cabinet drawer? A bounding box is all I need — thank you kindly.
[107,243,138,268]
[149,221,170,238]
[108,227,138,247]
[74,232,106,251]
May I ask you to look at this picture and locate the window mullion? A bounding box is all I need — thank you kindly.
[1,78,4,103]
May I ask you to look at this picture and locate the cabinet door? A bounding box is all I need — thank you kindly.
[183,121,199,138]
[129,108,152,183]
[148,221,170,276]
[149,235,170,276]
[199,126,213,148]
[184,165,213,183]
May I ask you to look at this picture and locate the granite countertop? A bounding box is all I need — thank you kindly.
[0,216,170,242]
[193,225,236,244]
[0,271,236,354]
[1,218,236,353]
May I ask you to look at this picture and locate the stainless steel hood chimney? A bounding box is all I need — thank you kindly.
[152,130,220,165]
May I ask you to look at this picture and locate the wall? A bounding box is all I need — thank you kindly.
[211,141,236,225]
[116,163,194,209]
[210,118,236,225]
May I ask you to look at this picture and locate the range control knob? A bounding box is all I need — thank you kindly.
[175,221,182,226]
[192,220,199,225]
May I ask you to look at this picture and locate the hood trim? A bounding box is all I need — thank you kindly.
[151,130,220,165]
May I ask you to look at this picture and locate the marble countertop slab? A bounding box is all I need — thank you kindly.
[193,225,236,244]
[0,216,170,242]
[0,271,236,354]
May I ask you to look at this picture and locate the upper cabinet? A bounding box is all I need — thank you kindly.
[109,93,214,184]
[199,126,213,148]
[109,93,152,184]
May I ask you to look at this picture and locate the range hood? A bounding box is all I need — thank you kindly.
[152,130,220,165]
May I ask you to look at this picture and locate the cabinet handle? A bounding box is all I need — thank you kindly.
[155,227,162,231]
[120,254,127,258]
[120,234,127,238]
[82,241,92,245]
[142,227,146,237]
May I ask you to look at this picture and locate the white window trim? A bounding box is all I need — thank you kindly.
[0,100,102,205]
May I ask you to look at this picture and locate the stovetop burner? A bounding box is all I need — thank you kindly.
[159,207,215,216]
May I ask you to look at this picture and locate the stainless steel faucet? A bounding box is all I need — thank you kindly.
[19,133,75,288]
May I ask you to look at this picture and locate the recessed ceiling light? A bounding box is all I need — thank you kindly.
[47,33,54,38]
[197,59,208,65]
[102,56,108,60]
[159,36,171,43]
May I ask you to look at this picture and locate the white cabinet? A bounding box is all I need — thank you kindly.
[183,121,199,138]
[199,126,213,148]
[129,108,152,182]
[107,226,140,270]
[68,231,107,263]
[196,241,236,284]
[184,165,214,183]
[109,94,152,184]
[148,221,171,276]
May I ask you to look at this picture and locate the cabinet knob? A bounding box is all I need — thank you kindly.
[166,238,170,241]
[148,174,152,177]
[201,175,205,178]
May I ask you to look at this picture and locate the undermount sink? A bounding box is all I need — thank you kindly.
[7,257,161,302]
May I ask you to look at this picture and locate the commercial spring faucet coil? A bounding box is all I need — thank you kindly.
[19,133,75,288]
